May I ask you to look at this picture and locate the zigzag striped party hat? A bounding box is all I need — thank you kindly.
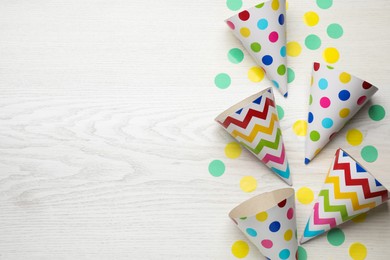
[300,148,389,244]
[215,87,291,185]
[225,0,288,97]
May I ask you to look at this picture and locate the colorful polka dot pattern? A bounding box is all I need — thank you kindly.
[225,0,288,96]
[232,194,298,260]
[305,63,378,164]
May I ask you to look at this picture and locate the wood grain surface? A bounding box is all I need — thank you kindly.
[0,0,389,259]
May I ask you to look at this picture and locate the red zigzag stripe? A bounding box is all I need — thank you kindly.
[221,98,275,129]
[333,150,388,202]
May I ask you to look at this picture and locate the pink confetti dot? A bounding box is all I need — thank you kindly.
[287,208,294,220]
[226,21,235,30]
[261,239,273,249]
[269,31,279,43]
[320,97,331,108]
[357,95,367,105]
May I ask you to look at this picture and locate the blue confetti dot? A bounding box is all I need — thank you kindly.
[338,90,350,101]
[308,112,314,123]
[269,221,281,232]
[278,14,285,25]
[257,19,268,30]
[262,55,273,65]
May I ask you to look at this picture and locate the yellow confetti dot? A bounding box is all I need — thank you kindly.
[240,27,250,38]
[287,41,302,57]
[225,142,242,159]
[346,129,363,146]
[339,72,351,84]
[286,1,289,10]
[303,11,319,27]
[352,213,367,223]
[256,211,268,222]
[349,242,367,260]
[323,47,340,64]
[271,0,279,10]
[248,66,265,82]
[297,187,314,204]
[232,240,250,258]
[310,76,314,86]
[240,176,257,193]
[293,120,308,136]
[284,229,293,241]
[339,108,350,118]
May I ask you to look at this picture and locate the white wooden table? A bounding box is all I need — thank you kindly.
[0,0,389,259]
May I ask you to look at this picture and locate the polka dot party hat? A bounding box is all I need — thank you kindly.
[301,148,389,244]
[229,188,298,259]
[215,87,292,185]
[225,0,288,97]
[305,62,378,164]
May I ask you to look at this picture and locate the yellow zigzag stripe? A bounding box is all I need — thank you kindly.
[231,113,278,143]
[325,171,376,212]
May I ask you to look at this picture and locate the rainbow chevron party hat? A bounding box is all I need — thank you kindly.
[300,148,389,244]
[225,0,288,97]
[215,87,291,185]
[305,62,378,164]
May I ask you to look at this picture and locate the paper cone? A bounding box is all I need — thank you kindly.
[215,87,291,185]
[229,188,298,259]
[304,62,378,164]
[225,0,288,97]
[300,148,389,244]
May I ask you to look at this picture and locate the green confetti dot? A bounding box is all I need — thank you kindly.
[327,228,345,246]
[214,73,231,89]
[305,34,322,50]
[226,0,242,11]
[228,48,244,64]
[287,68,295,83]
[368,104,386,121]
[208,160,225,177]
[277,65,286,76]
[316,0,333,9]
[361,145,378,163]
[309,95,313,105]
[298,246,307,260]
[327,23,344,39]
[277,105,285,120]
[250,42,261,53]
[310,130,320,141]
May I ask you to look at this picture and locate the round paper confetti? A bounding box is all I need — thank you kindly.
[293,120,308,136]
[368,104,386,121]
[303,11,319,27]
[277,105,285,120]
[352,213,367,223]
[248,66,265,82]
[317,0,333,9]
[346,129,363,146]
[298,246,308,260]
[228,48,244,64]
[327,23,344,39]
[297,187,314,204]
[287,41,302,57]
[327,228,345,246]
[231,240,249,258]
[323,47,340,63]
[208,160,225,177]
[214,73,231,89]
[361,145,378,163]
[287,68,295,83]
[349,242,367,260]
[240,176,257,192]
[225,142,242,159]
[226,0,243,11]
[305,34,321,50]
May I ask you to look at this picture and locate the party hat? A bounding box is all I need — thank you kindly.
[215,87,291,185]
[304,62,378,164]
[300,148,389,244]
[229,188,298,259]
[225,0,288,97]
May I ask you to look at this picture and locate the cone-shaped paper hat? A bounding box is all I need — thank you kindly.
[300,148,389,244]
[225,0,288,97]
[304,63,378,164]
[229,188,298,259]
[215,87,291,185]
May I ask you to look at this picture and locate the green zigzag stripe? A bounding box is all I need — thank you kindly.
[319,189,357,223]
[240,128,281,155]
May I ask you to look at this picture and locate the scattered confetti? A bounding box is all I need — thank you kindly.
[360,145,378,163]
[327,23,344,39]
[231,240,249,258]
[277,105,285,120]
[293,120,308,136]
[305,34,322,50]
[226,0,243,11]
[323,47,340,63]
[248,66,265,82]
[368,104,386,121]
[240,176,257,192]
[297,187,314,204]
[349,242,367,260]
[298,246,308,260]
[225,142,242,159]
[316,0,333,9]
[286,41,302,57]
[303,11,320,27]
[327,228,345,246]
[214,73,231,89]
[208,160,226,177]
[346,129,363,146]
[228,48,244,64]
[287,68,295,83]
